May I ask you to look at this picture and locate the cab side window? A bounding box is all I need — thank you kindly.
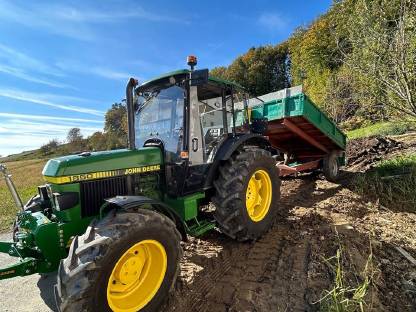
[197,85,225,163]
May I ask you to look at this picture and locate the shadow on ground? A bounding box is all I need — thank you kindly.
[37,273,58,312]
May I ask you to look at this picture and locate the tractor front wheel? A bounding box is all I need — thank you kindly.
[55,209,182,312]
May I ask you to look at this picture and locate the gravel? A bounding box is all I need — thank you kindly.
[0,232,55,312]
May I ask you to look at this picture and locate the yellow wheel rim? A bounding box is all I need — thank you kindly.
[107,239,167,312]
[245,169,272,222]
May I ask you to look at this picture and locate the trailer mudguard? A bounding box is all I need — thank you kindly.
[203,133,273,189]
[101,196,188,240]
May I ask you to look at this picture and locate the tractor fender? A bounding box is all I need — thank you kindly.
[101,195,188,241]
[204,133,272,188]
[218,133,271,161]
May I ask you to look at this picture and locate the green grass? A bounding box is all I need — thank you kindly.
[318,239,374,312]
[0,159,46,231]
[354,154,416,211]
[347,121,415,139]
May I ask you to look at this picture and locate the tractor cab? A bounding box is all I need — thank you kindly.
[128,56,251,196]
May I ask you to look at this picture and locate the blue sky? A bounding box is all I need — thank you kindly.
[0,0,332,156]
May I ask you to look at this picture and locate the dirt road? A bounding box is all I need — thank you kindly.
[1,135,415,311]
[164,175,416,311]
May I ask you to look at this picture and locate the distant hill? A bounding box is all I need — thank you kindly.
[0,143,72,163]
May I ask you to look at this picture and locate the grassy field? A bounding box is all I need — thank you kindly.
[0,159,46,231]
[346,121,415,139]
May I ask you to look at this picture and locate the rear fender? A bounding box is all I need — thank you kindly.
[204,133,273,188]
[100,196,188,241]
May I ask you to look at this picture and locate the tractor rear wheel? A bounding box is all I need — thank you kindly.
[213,146,281,241]
[55,209,182,312]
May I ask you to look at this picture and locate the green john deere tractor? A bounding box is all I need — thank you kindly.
[0,56,282,311]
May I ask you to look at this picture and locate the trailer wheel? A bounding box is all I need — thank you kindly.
[213,146,281,241]
[323,151,339,182]
[55,209,182,312]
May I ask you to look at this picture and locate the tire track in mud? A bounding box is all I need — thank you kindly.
[166,177,324,312]
[165,234,251,312]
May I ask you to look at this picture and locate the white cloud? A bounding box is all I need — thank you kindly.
[0,0,95,41]
[258,12,288,31]
[0,43,73,88]
[0,112,103,124]
[0,88,105,116]
[0,1,189,41]
[0,118,102,156]
[0,43,63,77]
[89,67,131,81]
[55,60,131,81]
[0,64,73,89]
[52,5,189,24]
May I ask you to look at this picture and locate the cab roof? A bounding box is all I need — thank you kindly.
[139,69,245,91]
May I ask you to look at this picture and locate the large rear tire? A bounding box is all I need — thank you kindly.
[55,209,182,312]
[212,146,281,241]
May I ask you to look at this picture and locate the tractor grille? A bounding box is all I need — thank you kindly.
[80,176,128,217]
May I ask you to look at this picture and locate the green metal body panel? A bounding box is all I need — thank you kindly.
[187,220,216,237]
[164,192,205,221]
[0,257,37,280]
[164,192,216,237]
[43,147,162,177]
[251,93,347,150]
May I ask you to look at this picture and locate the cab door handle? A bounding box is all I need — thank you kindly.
[192,137,199,152]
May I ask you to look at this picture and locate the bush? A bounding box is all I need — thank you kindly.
[39,139,60,155]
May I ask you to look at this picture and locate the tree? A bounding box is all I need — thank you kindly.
[67,128,83,143]
[87,131,107,151]
[210,66,228,80]
[40,139,60,155]
[104,103,128,149]
[66,128,85,152]
[210,44,291,96]
[340,0,416,117]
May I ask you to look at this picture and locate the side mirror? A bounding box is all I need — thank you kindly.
[190,69,209,86]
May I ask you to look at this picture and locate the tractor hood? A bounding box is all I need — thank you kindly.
[42,148,162,184]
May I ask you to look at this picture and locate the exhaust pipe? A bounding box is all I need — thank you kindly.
[0,164,23,211]
[126,78,139,150]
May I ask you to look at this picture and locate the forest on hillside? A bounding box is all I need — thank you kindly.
[211,0,416,129]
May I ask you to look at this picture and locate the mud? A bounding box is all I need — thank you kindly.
[165,135,416,312]
[347,137,404,171]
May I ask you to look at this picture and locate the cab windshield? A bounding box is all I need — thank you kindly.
[135,84,185,162]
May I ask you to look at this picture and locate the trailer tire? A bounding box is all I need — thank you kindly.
[323,151,339,182]
[213,146,281,241]
[55,209,182,312]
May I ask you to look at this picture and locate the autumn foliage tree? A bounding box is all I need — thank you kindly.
[104,103,128,149]
[211,44,290,96]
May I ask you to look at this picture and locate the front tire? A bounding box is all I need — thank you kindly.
[213,146,281,241]
[55,209,182,312]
